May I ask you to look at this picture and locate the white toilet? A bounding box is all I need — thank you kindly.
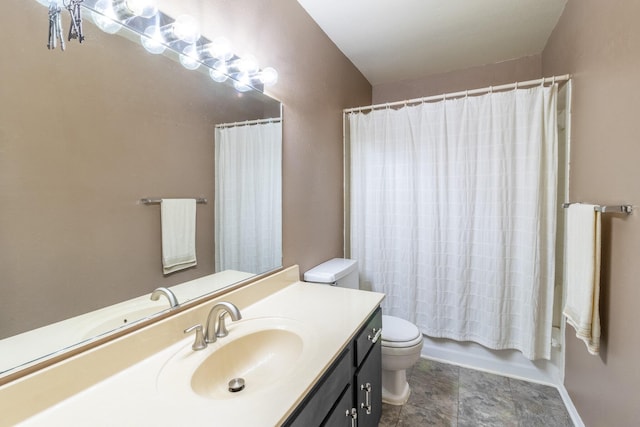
[304,258,424,406]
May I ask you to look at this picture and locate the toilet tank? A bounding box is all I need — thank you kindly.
[303,258,359,289]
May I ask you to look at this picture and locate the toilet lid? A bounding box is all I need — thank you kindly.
[381,315,421,343]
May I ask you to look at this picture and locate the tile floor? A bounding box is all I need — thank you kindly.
[379,358,574,427]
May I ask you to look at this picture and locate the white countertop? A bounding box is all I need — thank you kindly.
[17,281,384,426]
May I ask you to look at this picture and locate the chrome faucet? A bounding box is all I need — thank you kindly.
[184,301,242,350]
[150,287,179,309]
[205,301,242,343]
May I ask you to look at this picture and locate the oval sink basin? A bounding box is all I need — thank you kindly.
[192,328,303,399]
[157,317,312,400]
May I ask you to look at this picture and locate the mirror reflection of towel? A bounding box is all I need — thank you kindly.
[563,203,601,355]
[161,199,197,275]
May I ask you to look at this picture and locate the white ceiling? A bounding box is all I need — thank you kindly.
[296,0,567,85]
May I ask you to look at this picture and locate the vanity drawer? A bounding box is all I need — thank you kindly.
[354,308,382,367]
[285,347,352,427]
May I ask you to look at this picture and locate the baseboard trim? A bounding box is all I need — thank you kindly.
[557,383,585,427]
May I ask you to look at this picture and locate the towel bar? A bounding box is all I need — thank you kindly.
[562,202,632,214]
[140,198,207,205]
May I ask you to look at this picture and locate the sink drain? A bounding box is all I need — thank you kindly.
[228,377,245,393]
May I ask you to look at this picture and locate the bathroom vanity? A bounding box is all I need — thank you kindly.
[284,308,382,427]
[0,267,384,426]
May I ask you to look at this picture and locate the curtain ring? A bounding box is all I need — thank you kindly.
[465,90,469,98]
[489,86,493,94]
[515,81,519,90]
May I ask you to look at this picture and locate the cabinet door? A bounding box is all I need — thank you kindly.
[355,339,382,427]
[321,384,355,427]
[284,347,352,427]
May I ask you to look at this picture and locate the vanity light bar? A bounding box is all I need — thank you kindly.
[79,0,277,92]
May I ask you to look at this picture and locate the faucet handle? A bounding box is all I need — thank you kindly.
[216,311,230,338]
[184,324,207,351]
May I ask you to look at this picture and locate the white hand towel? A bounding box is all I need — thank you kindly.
[563,203,601,355]
[161,199,197,275]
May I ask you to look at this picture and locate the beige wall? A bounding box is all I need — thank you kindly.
[1,0,370,336]
[543,1,640,425]
[372,54,541,103]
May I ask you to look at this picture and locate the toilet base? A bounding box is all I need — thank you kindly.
[381,368,411,405]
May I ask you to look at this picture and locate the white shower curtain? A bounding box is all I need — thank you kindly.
[349,85,558,360]
[214,121,282,274]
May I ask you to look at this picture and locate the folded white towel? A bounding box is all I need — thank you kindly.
[563,203,601,355]
[161,199,197,275]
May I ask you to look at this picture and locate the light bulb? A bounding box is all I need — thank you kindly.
[233,72,253,92]
[206,37,233,61]
[172,15,200,44]
[179,45,201,70]
[209,60,229,83]
[236,54,259,73]
[92,0,123,34]
[259,67,278,86]
[140,25,165,54]
[123,0,157,18]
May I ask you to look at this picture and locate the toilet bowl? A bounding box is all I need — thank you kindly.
[303,258,424,406]
[380,315,424,405]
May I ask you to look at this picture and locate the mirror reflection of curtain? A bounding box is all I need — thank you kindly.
[214,121,282,274]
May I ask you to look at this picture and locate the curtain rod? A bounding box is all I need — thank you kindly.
[215,117,281,129]
[344,74,571,114]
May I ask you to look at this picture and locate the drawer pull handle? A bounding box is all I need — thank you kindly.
[367,328,382,343]
[345,407,358,427]
[361,382,372,415]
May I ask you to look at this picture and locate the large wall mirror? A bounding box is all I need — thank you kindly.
[0,0,282,378]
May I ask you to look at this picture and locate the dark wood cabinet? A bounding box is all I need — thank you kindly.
[283,308,382,427]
